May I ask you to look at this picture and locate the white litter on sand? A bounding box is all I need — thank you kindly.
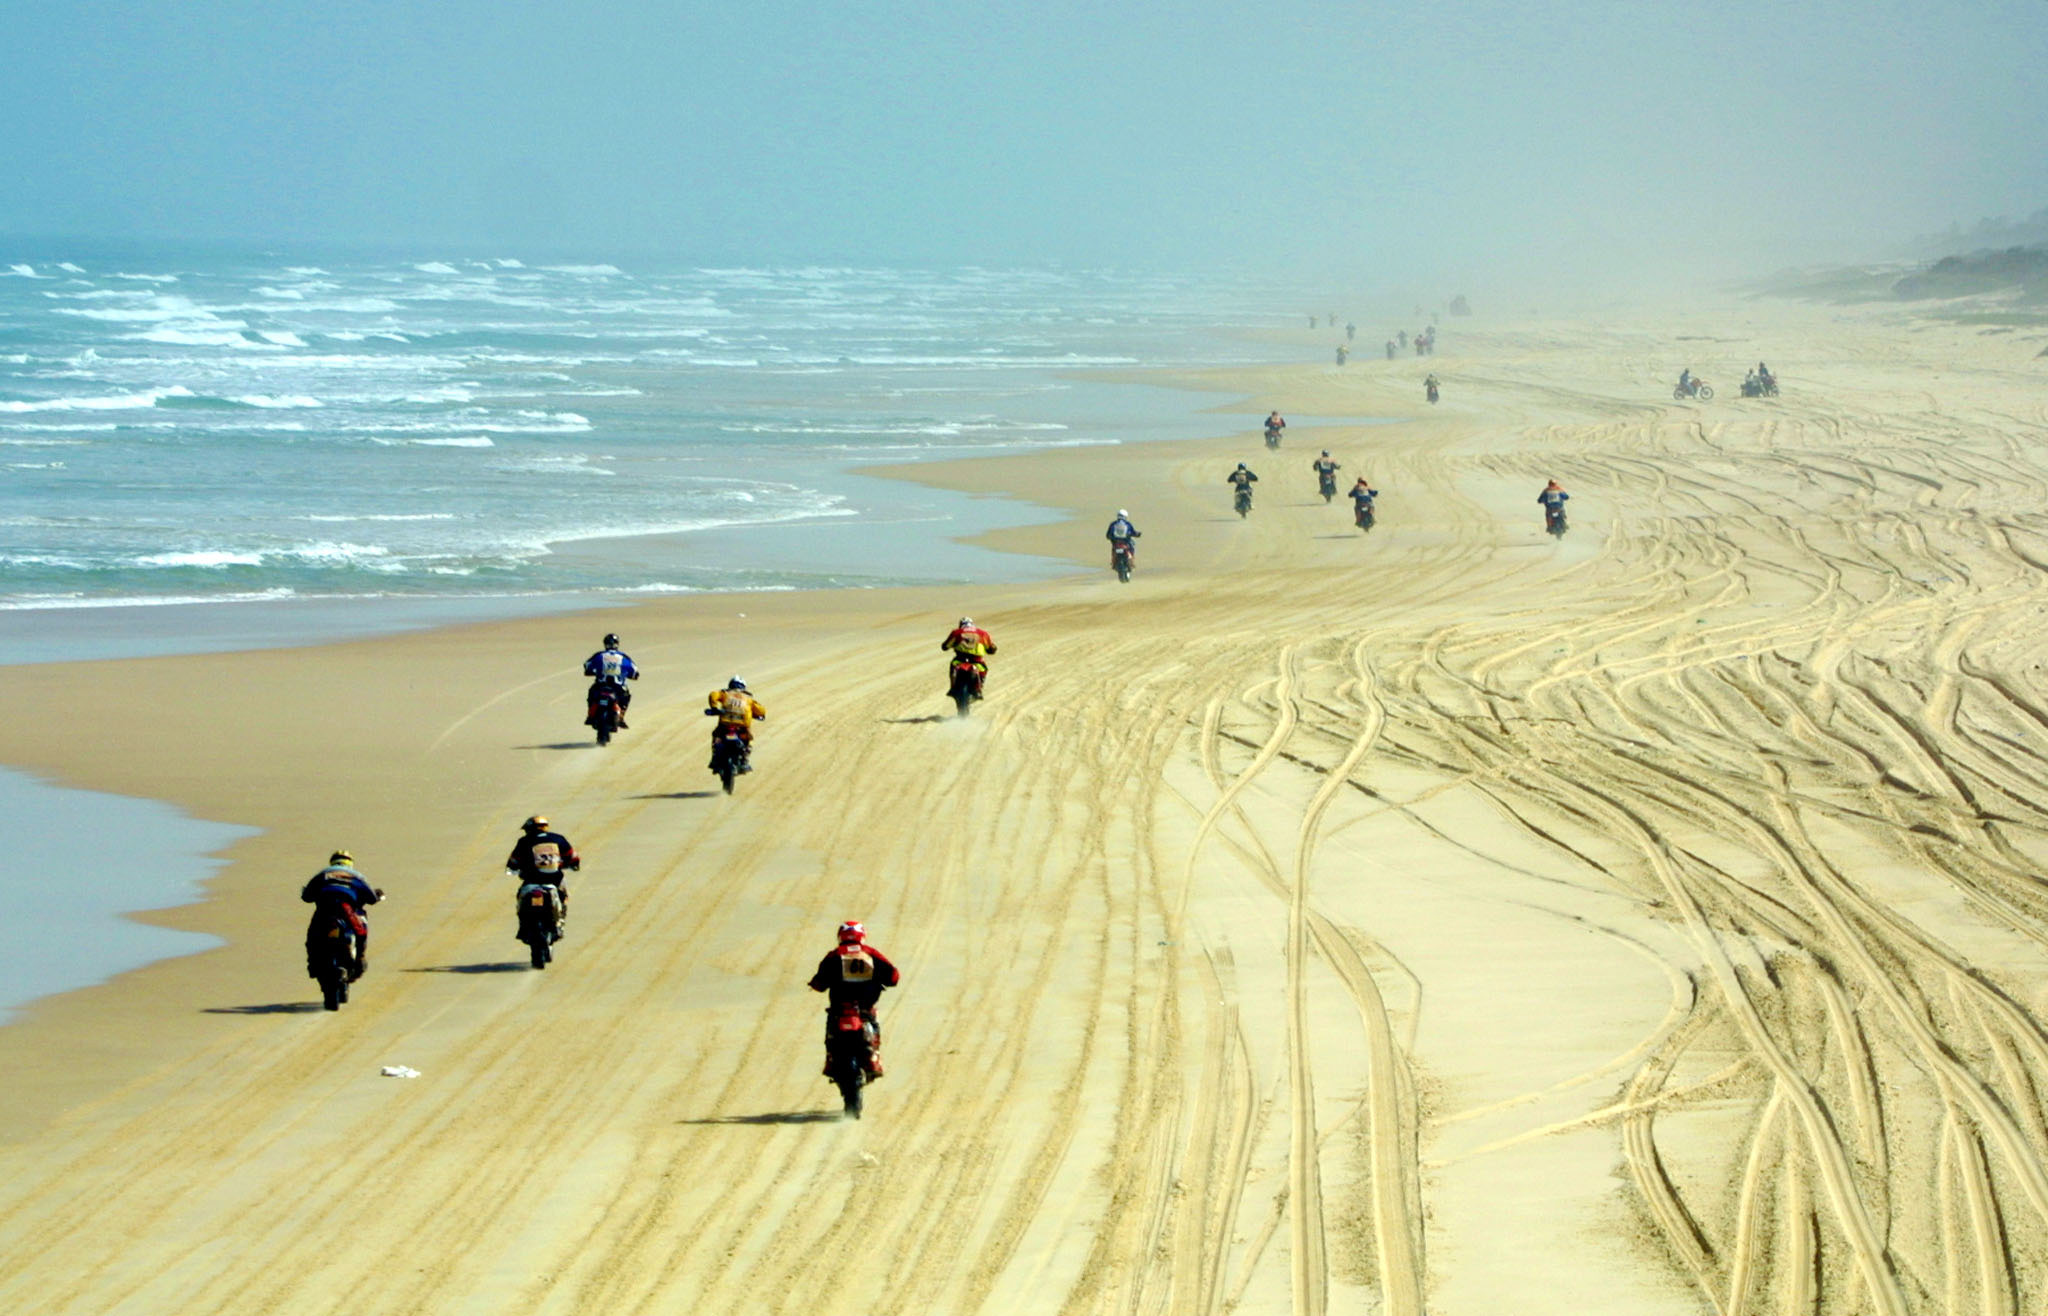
[380,1065,421,1079]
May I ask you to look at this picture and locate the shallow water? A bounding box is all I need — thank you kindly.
[0,766,251,1022]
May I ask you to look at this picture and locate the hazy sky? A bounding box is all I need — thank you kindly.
[4,0,2044,282]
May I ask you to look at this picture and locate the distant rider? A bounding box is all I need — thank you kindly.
[504,814,580,939]
[1538,478,1570,524]
[1677,367,1693,396]
[1312,450,1341,485]
[1227,462,1260,497]
[1106,509,1141,564]
[582,633,640,729]
[302,850,382,981]
[705,676,766,771]
[808,921,901,1078]
[1350,475,1378,515]
[941,616,997,698]
[1264,411,1286,445]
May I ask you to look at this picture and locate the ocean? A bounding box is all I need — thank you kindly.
[0,248,1299,643]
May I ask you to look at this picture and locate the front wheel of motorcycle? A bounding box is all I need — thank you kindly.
[1696,385,1714,400]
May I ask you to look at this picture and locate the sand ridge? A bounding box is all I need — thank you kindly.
[1,302,2047,1312]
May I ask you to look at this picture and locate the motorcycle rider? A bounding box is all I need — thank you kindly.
[1538,478,1570,526]
[704,676,766,772]
[808,920,901,1078]
[1424,372,1440,401]
[1105,509,1140,565]
[582,633,640,729]
[302,850,382,981]
[1227,462,1260,503]
[1311,450,1341,489]
[504,815,580,939]
[941,616,997,699]
[1350,475,1379,519]
[1677,367,1694,397]
[1263,411,1286,445]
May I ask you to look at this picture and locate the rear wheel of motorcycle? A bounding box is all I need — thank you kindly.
[1115,561,1130,583]
[596,726,611,747]
[836,1071,865,1118]
[720,763,737,794]
[321,972,343,1011]
[953,690,973,718]
[531,936,550,969]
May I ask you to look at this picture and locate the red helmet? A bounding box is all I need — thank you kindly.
[837,921,866,945]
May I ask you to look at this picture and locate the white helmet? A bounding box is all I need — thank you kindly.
[727,675,746,690]
[1117,508,1128,518]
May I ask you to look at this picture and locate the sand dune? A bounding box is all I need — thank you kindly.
[3,302,2048,1313]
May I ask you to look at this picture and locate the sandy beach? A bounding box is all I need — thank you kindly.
[4,297,2048,1314]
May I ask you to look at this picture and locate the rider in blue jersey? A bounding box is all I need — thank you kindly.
[583,633,640,728]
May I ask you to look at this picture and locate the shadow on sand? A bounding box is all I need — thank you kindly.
[516,742,597,751]
[677,1111,846,1126]
[627,790,721,800]
[202,1001,327,1015]
[407,961,531,975]
[881,714,946,725]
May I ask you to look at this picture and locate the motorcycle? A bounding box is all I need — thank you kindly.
[1233,485,1254,518]
[1545,505,1569,538]
[1110,539,1134,584]
[587,685,622,747]
[1263,424,1282,450]
[1355,499,1376,532]
[1425,381,1440,404]
[1740,375,1779,398]
[1672,378,1714,401]
[1317,470,1337,503]
[309,909,363,1012]
[709,723,752,794]
[825,1002,880,1119]
[515,883,562,969]
[947,655,986,718]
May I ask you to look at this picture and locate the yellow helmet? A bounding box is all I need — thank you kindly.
[328,850,354,867]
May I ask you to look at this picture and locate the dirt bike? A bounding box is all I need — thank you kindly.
[587,685,623,747]
[1264,425,1282,450]
[709,724,751,794]
[1317,470,1338,502]
[515,882,562,969]
[824,1002,880,1119]
[1425,381,1440,404]
[1673,378,1713,401]
[1233,485,1254,518]
[947,655,986,718]
[309,909,364,1011]
[1110,539,1134,583]
[1741,375,1779,398]
[1545,504,1568,538]
[1354,499,1376,532]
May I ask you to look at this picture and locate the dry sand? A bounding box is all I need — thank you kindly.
[3,300,2048,1314]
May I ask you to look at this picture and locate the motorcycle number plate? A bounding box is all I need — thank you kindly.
[530,894,548,906]
[326,927,341,939]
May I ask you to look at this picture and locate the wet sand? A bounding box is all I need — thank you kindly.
[3,299,2048,1313]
